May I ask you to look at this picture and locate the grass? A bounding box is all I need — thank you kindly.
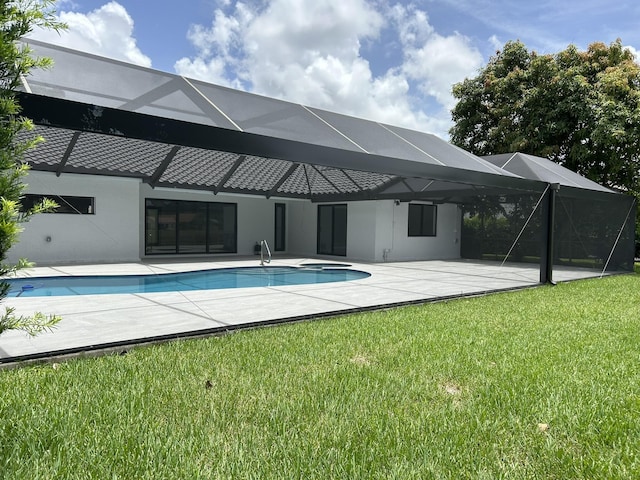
[1,268,639,479]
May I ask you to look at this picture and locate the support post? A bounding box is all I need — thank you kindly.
[540,183,559,284]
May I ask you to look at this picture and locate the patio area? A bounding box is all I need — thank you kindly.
[0,257,609,364]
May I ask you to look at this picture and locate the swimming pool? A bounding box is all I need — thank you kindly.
[5,266,370,297]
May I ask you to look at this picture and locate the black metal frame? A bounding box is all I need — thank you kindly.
[317,204,348,256]
[407,203,438,237]
[274,203,286,252]
[144,198,238,255]
[22,193,95,215]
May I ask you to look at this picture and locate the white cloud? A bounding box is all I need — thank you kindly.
[28,1,151,67]
[173,55,232,88]
[624,44,640,62]
[489,34,504,52]
[391,4,483,111]
[175,0,482,137]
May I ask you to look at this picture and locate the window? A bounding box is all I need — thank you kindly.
[408,203,437,237]
[274,203,286,251]
[145,199,237,255]
[317,204,347,256]
[21,194,95,214]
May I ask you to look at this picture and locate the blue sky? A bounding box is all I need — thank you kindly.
[29,0,640,138]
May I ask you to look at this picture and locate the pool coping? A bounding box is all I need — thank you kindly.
[0,257,619,367]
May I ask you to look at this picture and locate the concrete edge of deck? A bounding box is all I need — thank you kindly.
[0,257,624,368]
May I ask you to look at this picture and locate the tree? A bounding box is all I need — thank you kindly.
[450,39,640,256]
[0,0,65,335]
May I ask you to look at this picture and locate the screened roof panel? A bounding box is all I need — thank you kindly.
[121,82,228,128]
[385,125,515,175]
[307,107,441,165]
[129,103,213,127]
[484,153,613,193]
[188,80,363,151]
[22,40,176,108]
[22,40,238,130]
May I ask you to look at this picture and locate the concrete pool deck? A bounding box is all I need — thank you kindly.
[0,257,613,364]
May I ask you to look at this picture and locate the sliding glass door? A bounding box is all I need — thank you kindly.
[317,204,347,256]
[145,199,236,255]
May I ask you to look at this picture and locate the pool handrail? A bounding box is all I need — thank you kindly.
[260,239,272,266]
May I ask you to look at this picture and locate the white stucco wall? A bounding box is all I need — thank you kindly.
[379,202,461,262]
[345,201,377,262]
[374,200,395,262]
[286,201,378,260]
[11,173,462,265]
[286,200,317,256]
[8,171,140,265]
[287,199,461,262]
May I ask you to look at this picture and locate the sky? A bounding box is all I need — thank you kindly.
[27,0,640,139]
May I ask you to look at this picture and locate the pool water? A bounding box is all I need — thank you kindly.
[6,266,370,297]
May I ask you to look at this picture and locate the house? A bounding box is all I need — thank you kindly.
[11,40,636,280]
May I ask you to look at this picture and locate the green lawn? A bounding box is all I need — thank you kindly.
[1,269,639,479]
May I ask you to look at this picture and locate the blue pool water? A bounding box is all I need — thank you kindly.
[6,266,370,297]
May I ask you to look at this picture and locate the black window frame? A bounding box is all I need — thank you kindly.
[21,194,95,214]
[317,204,347,256]
[144,198,237,255]
[274,203,286,252]
[408,203,437,237]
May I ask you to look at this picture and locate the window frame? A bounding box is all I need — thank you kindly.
[317,204,347,256]
[144,198,237,255]
[274,203,286,252]
[407,203,437,237]
[21,194,95,214]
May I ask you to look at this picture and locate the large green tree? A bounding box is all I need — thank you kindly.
[0,0,64,335]
[450,39,640,254]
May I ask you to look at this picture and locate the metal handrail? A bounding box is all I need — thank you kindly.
[260,239,272,265]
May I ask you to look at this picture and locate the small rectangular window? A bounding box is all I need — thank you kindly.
[22,194,95,214]
[275,203,286,251]
[408,203,437,237]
